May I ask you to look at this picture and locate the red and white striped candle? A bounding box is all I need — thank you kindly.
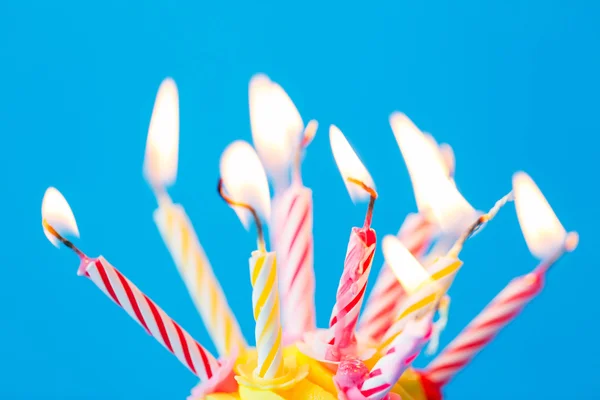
[356,315,433,400]
[42,188,223,385]
[78,256,220,381]
[272,182,316,343]
[358,213,435,342]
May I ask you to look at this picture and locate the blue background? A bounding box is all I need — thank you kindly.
[1,0,598,398]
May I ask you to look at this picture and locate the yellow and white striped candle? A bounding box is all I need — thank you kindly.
[379,256,462,351]
[249,250,284,379]
[144,78,245,357]
[155,198,246,357]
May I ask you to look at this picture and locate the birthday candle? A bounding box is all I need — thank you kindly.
[358,213,435,342]
[144,78,245,356]
[219,141,284,379]
[379,191,512,352]
[327,125,377,352]
[272,183,316,343]
[359,129,458,343]
[249,75,318,342]
[379,243,461,353]
[41,188,220,382]
[389,112,478,240]
[424,172,579,386]
[357,315,433,400]
[248,250,284,378]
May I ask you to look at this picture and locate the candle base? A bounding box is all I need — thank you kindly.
[296,329,376,364]
[188,354,239,400]
[234,352,309,391]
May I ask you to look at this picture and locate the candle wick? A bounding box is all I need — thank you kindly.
[449,191,514,257]
[347,177,378,228]
[293,120,318,184]
[153,185,172,206]
[217,178,266,252]
[42,219,86,259]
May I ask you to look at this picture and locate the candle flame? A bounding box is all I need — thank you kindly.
[249,74,304,185]
[219,140,271,230]
[438,143,455,179]
[41,187,80,248]
[329,125,375,203]
[382,235,433,294]
[143,78,180,189]
[513,172,573,259]
[423,133,455,179]
[390,112,476,233]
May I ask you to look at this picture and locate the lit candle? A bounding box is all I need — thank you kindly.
[144,78,246,357]
[218,140,284,380]
[41,187,225,385]
[358,213,435,342]
[389,112,478,242]
[374,112,487,353]
[379,189,513,353]
[249,74,318,343]
[359,127,456,343]
[327,125,377,356]
[424,172,579,387]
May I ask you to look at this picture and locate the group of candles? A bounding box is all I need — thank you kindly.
[41,74,578,400]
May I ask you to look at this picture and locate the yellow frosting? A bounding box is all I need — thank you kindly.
[205,394,240,400]
[395,369,428,400]
[239,378,336,400]
[204,345,429,400]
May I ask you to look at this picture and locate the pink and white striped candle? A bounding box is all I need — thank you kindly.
[424,254,567,386]
[354,315,433,400]
[327,125,378,356]
[358,213,435,342]
[424,172,579,387]
[272,182,316,343]
[328,222,376,351]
